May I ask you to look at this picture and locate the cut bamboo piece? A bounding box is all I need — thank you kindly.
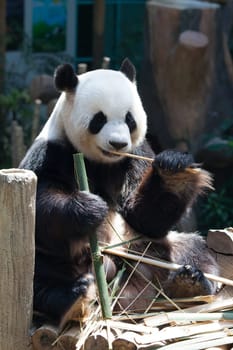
[142,312,233,327]
[102,248,233,287]
[109,151,213,180]
[100,320,156,334]
[156,333,233,350]
[110,150,153,163]
[144,298,233,327]
[134,321,233,345]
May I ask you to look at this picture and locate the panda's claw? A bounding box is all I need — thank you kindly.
[174,265,205,285]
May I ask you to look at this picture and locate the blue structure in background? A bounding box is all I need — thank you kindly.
[7,0,146,68]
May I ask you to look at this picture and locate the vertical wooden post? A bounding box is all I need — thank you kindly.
[0,169,37,350]
[92,0,105,68]
[11,121,26,167]
[0,0,6,92]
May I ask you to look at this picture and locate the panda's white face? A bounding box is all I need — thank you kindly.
[38,64,147,164]
[63,69,147,163]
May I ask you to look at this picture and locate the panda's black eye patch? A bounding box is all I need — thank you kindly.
[89,112,107,134]
[125,112,137,133]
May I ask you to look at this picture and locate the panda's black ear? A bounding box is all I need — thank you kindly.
[54,64,78,92]
[120,58,136,82]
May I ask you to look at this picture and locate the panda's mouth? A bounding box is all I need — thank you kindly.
[100,148,123,158]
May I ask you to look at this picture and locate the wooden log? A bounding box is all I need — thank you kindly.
[112,332,137,350]
[31,325,58,350]
[142,0,233,153]
[207,228,233,255]
[55,326,80,350]
[0,169,37,350]
[84,332,110,350]
[84,325,121,350]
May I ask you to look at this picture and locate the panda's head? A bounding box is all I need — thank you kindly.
[52,59,147,163]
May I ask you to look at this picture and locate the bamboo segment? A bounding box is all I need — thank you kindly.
[142,312,233,327]
[110,150,153,162]
[109,150,204,175]
[73,153,112,319]
[102,248,233,287]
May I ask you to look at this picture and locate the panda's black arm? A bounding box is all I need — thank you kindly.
[35,182,108,241]
[122,150,211,239]
[122,170,187,238]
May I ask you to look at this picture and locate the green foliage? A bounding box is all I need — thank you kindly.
[0,88,31,116]
[198,183,233,232]
[0,88,33,168]
[33,22,65,52]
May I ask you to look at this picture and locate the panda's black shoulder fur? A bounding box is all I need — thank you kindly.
[20,138,77,190]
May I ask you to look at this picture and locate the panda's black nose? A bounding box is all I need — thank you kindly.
[109,141,128,150]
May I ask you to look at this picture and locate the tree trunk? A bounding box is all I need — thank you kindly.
[142,0,233,153]
[0,0,6,92]
[92,0,105,68]
[0,169,37,350]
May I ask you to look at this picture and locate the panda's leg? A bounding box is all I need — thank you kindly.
[34,274,96,328]
[164,232,219,298]
[59,274,96,330]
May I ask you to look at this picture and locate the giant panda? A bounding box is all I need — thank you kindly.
[19,59,219,328]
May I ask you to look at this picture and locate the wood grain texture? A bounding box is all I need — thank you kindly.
[0,169,37,350]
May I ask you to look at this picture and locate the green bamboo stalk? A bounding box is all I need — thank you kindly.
[73,153,112,319]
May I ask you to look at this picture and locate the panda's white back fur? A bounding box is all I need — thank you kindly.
[37,68,147,163]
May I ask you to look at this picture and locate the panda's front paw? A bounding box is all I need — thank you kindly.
[153,150,194,173]
[172,265,214,296]
[78,191,108,230]
[72,274,95,297]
